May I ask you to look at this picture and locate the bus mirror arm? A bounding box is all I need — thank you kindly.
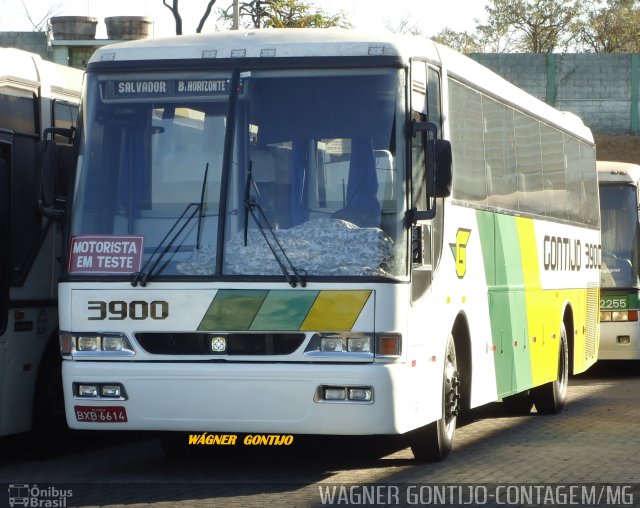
[405,206,436,226]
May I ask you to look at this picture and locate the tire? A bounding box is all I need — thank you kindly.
[502,390,534,415]
[532,322,569,415]
[410,335,460,461]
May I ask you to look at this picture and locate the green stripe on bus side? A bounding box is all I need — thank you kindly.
[477,212,533,397]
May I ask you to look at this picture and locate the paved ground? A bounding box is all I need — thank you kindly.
[0,361,638,507]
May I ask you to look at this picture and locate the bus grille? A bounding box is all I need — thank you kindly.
[135,332,305,356]
[584,283,599,360]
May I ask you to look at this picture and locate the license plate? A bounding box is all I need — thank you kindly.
[74,405,128,423]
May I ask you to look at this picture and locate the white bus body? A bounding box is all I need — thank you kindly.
[60,30,599,460]
[0,48,81,437]
[598,161,640,360]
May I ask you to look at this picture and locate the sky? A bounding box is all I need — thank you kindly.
[0,0,487,39]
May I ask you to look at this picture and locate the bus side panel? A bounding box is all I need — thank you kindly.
[476,211,599,399]
[440,205,499,410]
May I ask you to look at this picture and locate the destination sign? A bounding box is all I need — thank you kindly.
[102,78,230,100]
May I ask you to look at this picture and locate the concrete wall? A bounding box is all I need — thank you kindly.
[0,32,48,59]
[472,53,639,135]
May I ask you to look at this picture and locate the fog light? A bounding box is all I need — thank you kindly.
[102,336,123,351]
[321,337,343,352]
[324,387,346,400]
[347,337,371,352]
[101,384,122,397]
[348,387,372,401]
[77,336,98,351]
[78,384,98,397]
[617,335,631,345]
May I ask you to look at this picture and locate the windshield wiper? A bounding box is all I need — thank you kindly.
[196,163,210,249]
[131,202,201,287]
[244,160,306,288]
[131,163,212,287]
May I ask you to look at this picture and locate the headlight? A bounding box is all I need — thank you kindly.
[102,336,125,351]
[612,311,629,322]
[60,332,135,358]
[320,337,343,352]
[77,336,98,351]
[347,337,371,352]
[304,332,400,359]
[305,333,373,357]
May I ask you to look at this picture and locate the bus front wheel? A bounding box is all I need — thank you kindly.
[410,335,460,461]
[532,323,569,415]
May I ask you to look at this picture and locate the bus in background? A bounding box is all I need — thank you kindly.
[58,29,599,461]
[598,161,640,360]
[0,48,81,442]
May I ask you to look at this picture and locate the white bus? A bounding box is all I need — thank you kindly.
[59,29,600,460]
[0,48,81,440]
[598,161,640,360]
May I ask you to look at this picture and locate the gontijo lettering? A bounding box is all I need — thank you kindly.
[542,235,601,271]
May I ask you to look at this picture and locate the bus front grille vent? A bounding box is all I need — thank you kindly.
[135,332,305,356]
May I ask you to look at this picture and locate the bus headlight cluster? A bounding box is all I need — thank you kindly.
[60,332,135,358]
[600,310,638,322]
[304,333,401,358]
[319,336,371,353]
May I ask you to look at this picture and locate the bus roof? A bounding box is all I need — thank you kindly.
[597,160,640,185]
[0,47,82,98]
[88,28,439,64]
[87,28,592,142]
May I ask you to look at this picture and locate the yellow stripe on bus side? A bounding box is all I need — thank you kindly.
[300,290,372,331]
[516,218,560,387]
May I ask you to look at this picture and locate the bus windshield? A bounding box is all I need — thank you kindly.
[71,68,406,280]
[600,183,640,288]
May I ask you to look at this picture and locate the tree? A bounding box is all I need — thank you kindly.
[218,0,351,29]
[162,0,219,35]
[22,0,64,40]
[574,0,640,52]
[384,17,423,36]
[432,28,483,53]
[477,0,583,53]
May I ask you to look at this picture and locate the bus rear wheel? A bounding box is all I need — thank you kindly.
[533,323,569,414]
[410,335,459,461]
